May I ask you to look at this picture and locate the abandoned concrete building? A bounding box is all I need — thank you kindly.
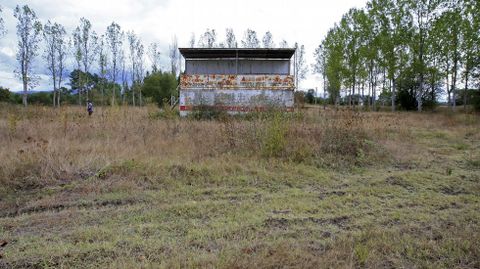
[178,48,296,116]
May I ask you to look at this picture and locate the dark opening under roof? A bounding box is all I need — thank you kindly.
[179,48,296,59]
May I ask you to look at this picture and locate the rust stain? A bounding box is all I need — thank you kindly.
[180,74,295,90]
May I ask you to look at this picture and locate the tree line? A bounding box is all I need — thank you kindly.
[188,28,308,88]
[190,28,288,49]
[0,5,310,107]
[0,5,176,107]
[313,0,480,111]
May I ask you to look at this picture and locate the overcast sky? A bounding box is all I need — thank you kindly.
[0,0,367,92]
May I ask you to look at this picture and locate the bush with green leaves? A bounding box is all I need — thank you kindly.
[0,86,11,102]
[261,111,288,158]
[142,71,178,107]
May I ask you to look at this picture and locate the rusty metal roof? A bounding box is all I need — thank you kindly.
[179,48,296,59]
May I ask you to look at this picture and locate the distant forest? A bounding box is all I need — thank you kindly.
[312,0,480,111]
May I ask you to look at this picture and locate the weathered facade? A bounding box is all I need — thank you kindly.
[179,48,296,116]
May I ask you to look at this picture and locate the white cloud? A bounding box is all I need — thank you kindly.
[0,0,367,92]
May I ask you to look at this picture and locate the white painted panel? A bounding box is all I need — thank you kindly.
[179,89,294,116]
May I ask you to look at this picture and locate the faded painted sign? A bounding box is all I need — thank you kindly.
[179,74,295,116]
[179,88,294,116]
[180,74,295,90]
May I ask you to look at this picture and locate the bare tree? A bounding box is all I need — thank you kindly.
[78,18,98,102]
[98,34,108,105]
[43,21,57,106]
[189,33,195,48]
[106,22,123,105]
[313,44,327,107]
[169,35,179,76]
[0,5,6,37]
[43,21,67,107]
[135,39,145,105]
[14,5,42,107]
[225,28,237,48]
[127,31,138,106]
[241,29,260,48]
[127,31,146,105]
[279,39,289,48]
[198,29,216,48]
[120,48,128,105]
[72,28,82,104]
[262,31,275,48]
[294,42,308,88]
[56,29,67,107]
[148,42,161,73]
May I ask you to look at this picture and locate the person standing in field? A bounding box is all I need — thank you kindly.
[87,100,93,116]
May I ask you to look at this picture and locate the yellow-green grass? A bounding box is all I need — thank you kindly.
[0,104,479,268]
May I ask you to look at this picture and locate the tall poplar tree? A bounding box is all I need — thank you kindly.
[14,5,42,107]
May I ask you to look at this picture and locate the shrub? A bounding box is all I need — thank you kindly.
[7,114,18,139]
[149,102,179,119]
[142,72,178,107]
[261,111,288,157]
[188,105,228,120]
[321,113,367,157]
[0,86,11,102]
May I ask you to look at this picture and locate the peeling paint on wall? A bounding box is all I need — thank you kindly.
[179,49,296,116]
[180,74,295,90]
[179,88,294,116]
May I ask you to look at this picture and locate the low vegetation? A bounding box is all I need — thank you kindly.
[0,105,479,268]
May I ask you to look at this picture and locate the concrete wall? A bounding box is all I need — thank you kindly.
[179,74,294,116]
[185,60,290,75]
[179,89,294,116]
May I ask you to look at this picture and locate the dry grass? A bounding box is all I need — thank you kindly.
[0,104,479,268]
[0,105,391,189]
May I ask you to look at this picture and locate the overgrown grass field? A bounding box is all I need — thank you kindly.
[0,105,479,268]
